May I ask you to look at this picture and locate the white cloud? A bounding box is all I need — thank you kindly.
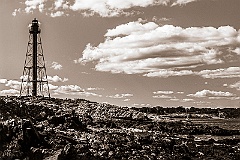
[0,78,101,98]
[20,75,68,82]
[229,81,240,90]
[188,89,235,99]
[81,91,102,97]
[167,98,180,101]
[47,75,68,82]
[177,91,184,94]
[39,3,44,12]
[50,84,102,97]
[87,87,104,91]
[54,0,65,10]
[81,72,90,75]
[48,83,59,90]
[153,95,174,99]
[194,101,211,104]
[131,103,152,107]
[1,76,67,95]
[145,69,194,78]
[230,97,240,100]
[107,93,133,99]
[153,90,176,99]
[12,8,21,16]
[146,66,240,79]
[69,0,198,17]
[0,79,7,84]
[194,101,212,106]
[54,84,84,94]
[105,21,158,37]
[25,0,45,13]
[153,90,175,99]
[73,59,79,64]
[51,61,63,70]
[78,21,240,77]
[153,90,173,94]
[198,67,240,79]
[51,11,65,17]
[152,16,171,23]
[229,47,240,55]
[12,11,17,17]
[21,0,199,17]
[5,80,21,90]
[171,0,197,6]
[181,98,194,102]
[0,89,19,96]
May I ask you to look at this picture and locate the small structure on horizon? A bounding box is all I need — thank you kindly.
[20,18,50,98]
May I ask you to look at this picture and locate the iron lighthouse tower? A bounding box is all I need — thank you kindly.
[20,18,50,97]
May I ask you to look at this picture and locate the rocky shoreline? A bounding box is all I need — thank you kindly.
[1,96,240,159]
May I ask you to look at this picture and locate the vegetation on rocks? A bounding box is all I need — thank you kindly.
[0,96,240,159]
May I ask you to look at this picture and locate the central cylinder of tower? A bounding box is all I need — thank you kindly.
[30,18,40,97]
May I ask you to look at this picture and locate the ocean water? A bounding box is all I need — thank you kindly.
[190,118,240,130]
[179,118,240,141]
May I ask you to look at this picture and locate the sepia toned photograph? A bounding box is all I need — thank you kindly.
[0,0,240,159]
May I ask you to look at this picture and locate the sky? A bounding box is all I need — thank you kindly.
[0,0,240,108]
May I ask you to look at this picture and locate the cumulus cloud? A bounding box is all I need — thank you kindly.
[54,0,65,10]
[198,67,240,79]
[0,79,7,84]
[48,84,59,90]
[107,93,133,99]
[177,91,184,94]
[164,98,195,102]
[153,90,175,99]
[12,8,21,16]
[133,103,152,107]
[0,77,101,98]
[153,95,174,99]
[152,16,171,23]
[78,21,240,77]
[69,0,199,17]
[50,11,65,17]
[25,0,45,13]
[54,85,84,94]
[188,89,235,99]
[20,0,199,17]
[19,75,68,87]
[181,98,194,102]
[229,81,240,90]
[145,67,240,78]
[167,98,180,101]
[81,92,102,97]
[145,69,194,78]
[0,89,19,96]
[123,99,130,102]
[87,87,104,91]
[5,80,21,90]
[0,79,25,95]
[171,0,197,6]
[105,21,158,37]
[229,47,240,55]
[194,101,211,104]
[153,90,173,94]
[47,75,68,82]
[51,62,63,70]
[52,84,102,97]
